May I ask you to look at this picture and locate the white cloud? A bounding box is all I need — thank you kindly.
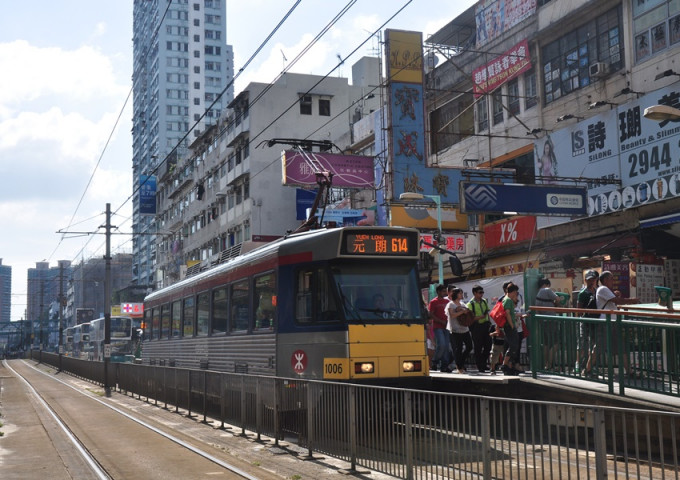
[0,40,127,106]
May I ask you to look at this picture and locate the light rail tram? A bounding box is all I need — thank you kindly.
[142,226,430,384]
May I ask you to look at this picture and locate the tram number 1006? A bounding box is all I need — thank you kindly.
[323,358,349,379]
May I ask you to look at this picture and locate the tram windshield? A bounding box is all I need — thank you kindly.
[332,262,423,323]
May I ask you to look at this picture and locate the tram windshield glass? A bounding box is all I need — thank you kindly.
[332,262,423,323]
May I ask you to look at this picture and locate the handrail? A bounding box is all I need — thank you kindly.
[530,305,680,320]
[528,307,680,399]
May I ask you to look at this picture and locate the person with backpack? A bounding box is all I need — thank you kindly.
[577,270,600,376]
[535,278,561,369]
[467,285,492,372]
[501,283,523,375]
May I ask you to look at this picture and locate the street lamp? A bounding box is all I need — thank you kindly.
[399,192,444,283]
[643,104,680,121]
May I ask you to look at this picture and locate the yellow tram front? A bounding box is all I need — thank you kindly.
[276,227,430,385]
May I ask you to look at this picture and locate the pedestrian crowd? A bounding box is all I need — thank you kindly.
[427,281,527,375]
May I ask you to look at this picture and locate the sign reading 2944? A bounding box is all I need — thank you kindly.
[627,141,676,178]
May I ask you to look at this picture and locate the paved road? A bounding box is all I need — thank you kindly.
[1,359,389,479]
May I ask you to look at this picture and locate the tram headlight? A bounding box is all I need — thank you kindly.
[354,362,375,374]
[402,360,422,372]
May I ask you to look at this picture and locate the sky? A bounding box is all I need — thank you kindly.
[0,0,476,321]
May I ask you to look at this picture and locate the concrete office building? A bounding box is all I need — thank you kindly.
[154,57,381,288]
[0,259,11,324]
[131,0,234,287]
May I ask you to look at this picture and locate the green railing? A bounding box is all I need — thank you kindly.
[529,306,680,398]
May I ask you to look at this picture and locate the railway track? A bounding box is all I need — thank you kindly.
[0,360,295,480]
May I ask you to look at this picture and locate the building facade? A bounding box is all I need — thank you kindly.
[131,0,234,287]
[154,58,381,288]
[417,0,680,300]
[0,259,11,324]
[26,261,72,347]
[64,253,134,327]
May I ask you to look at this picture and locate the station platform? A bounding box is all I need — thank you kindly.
[429,367,680,412]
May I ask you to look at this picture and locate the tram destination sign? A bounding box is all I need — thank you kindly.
[341,229,419,256]
[461,182,587,216]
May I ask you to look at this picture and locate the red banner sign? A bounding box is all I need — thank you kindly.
[472,39,531,97]
[420,233,466,253]
[484,216,536,249]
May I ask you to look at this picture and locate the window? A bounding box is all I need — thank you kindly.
[492,89,503,125]
[507,78,520,115]
[542,5,622,104]
[212,288,228,333]
[299,95,312,115]
[319,98,331,116]
[183,296,195,336]
[194,50,200,58]
[230,280,250,332]
[476,95,488,132]
[161,304,171,338]
[254,273,276,330]
[145,309,154,340]
[194,18,200,26]
[633,1,680,62]
[172,300,182,337]
[295,268,338,324]
[194,34,200,42]
[194,81,200,89]
[429,93,474,153]
[524,70,537,110]
[197,292,210,336]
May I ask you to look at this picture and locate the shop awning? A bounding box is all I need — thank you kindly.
[544,233,639,258]
[484,251,542,277]
[640,213,680,229]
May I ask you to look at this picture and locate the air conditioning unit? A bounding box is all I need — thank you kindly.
[589,62,608,79]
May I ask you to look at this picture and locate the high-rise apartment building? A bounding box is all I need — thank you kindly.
[131,0,234,287]
[0,259,11,324]
[26,261,72,345]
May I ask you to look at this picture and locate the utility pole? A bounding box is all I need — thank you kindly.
[103,203,113,396]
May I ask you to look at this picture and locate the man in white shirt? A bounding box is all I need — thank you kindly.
[596,271,638,377]
[596,271,638,313]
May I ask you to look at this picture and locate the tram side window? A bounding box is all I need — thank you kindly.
[144,310,153,340]
[183,296,195,337]
[254,273,276,331]
[161,304,171,339]
[230,279,250,332]
[212,287,228,334]
[197,292,210,336]
[296,270,313,323]
[171,300,182,337]
[152,308,161,340]
[295,268,337,324]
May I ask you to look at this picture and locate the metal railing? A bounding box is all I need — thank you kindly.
[31,352,680,479]
[529,306,680,397]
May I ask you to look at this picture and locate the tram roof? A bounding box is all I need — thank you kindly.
[145,226,418,302]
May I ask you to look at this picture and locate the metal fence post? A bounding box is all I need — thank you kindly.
[593,407,608,480]
[481,398,491,480]
[606,313,615,394]
[404,390,414,480]
[349,385,357,472]
[240,375,247,437]
[306,381,314,458]
[617,314,625,396]
[256,376,262,441]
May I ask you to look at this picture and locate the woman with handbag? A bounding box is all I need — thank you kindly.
[446,287,473,374]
